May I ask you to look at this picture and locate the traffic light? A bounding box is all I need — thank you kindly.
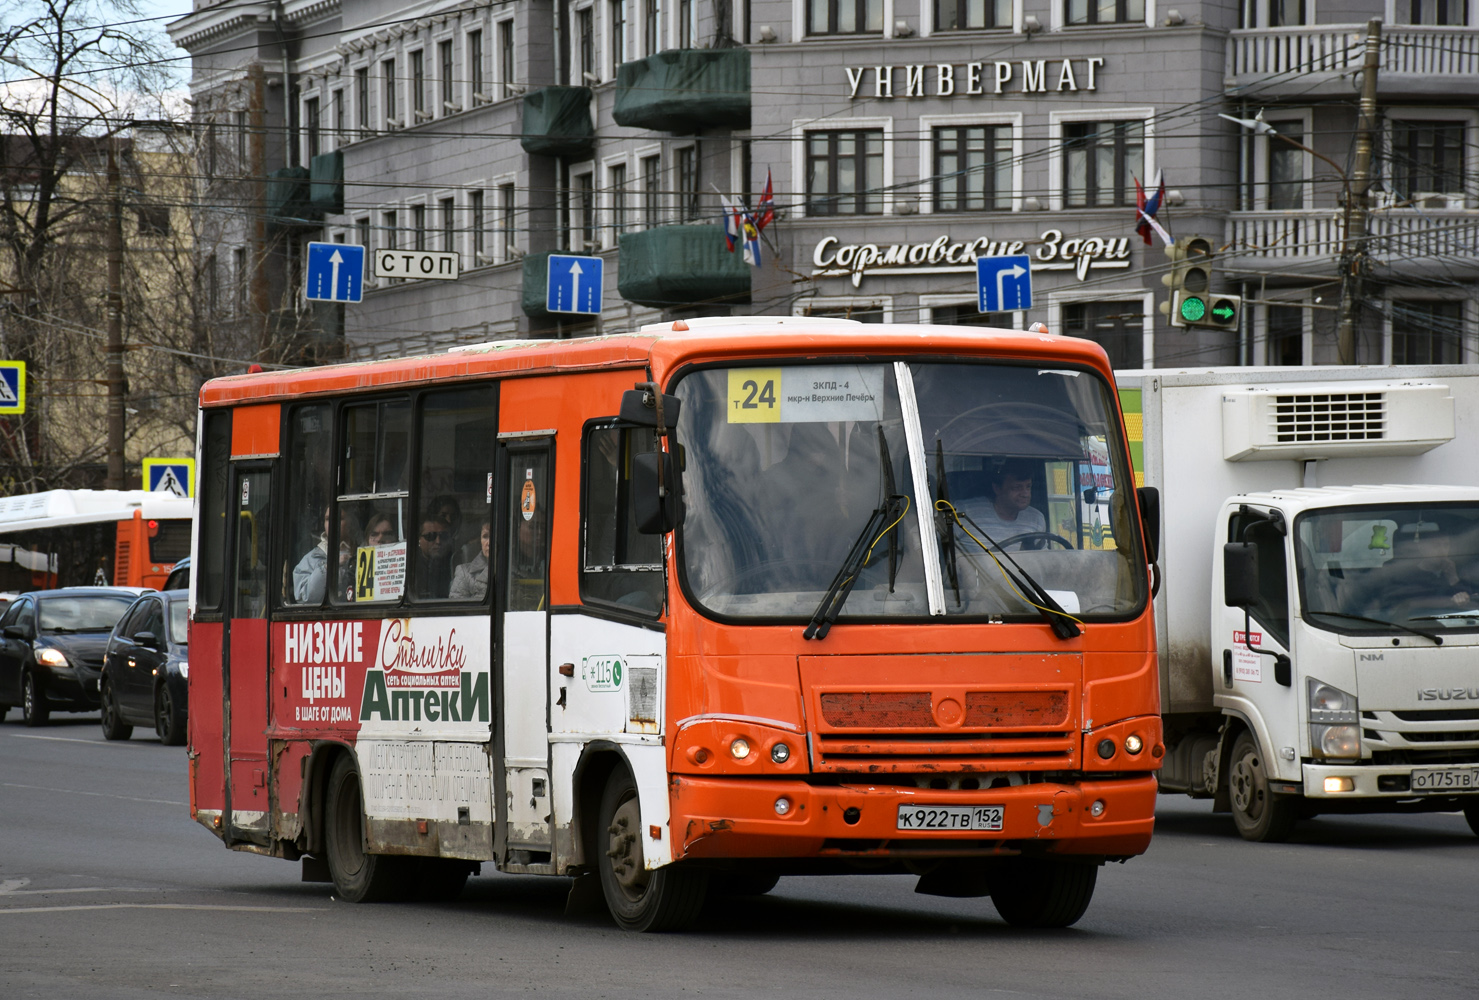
[1159,235,1241,331]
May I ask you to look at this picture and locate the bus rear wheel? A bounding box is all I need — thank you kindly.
[324,755,409,902]
[988,857,1098,928]
[596,769,707,932]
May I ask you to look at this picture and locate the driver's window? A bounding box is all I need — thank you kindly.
[116,604,147,640]
[1,598,27,628]
[141,602,165,639]
[1229,512,1290,646]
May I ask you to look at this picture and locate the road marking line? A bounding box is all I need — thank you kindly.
[9,734,148,747]
[1,782,186,806]
[0,903,324,915]
[0,887,166,896]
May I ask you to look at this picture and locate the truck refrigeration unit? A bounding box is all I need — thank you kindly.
[1117,365,1479,841]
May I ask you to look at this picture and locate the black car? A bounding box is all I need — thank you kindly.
[162,556,190,593]
[100,590,190,744]
[0,588,141,726]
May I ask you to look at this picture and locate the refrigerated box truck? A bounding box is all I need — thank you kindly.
[1116,365,1479,841]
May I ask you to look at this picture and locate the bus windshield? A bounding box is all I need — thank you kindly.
[1296,504,1479,633]
[674,360,1144,622]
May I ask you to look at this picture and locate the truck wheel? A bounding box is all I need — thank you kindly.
[1228,731,1298,842]
[596,769,707,931]
[21,673,49,727]
[1463,800,1479,838]
[988,857,1098,928]
[155,686,186,746]
[99,680,133,741]
[324,755,409,902]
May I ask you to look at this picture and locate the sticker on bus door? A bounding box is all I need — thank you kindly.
[521,470,536,521]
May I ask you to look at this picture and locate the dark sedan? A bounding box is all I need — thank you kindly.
[99,590,189,744]
[0,588,141,726]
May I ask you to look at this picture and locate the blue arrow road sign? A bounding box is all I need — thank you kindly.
[546,254,603,315]
[305,241,365,303]
[976,255,1033,313]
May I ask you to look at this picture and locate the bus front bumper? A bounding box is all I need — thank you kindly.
[670,773,1157,861]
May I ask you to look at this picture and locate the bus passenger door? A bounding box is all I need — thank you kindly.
[496,440,554,859]
[223,465,272,845]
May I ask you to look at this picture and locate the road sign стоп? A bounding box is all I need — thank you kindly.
[374,248,461,281]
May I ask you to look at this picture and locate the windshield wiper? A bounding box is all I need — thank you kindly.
[803,494,910,641]
[1305,609,1443,644]
[933,439,960,607]
[950,508,1081,640]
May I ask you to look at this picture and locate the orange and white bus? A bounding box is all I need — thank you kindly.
[187,317,1162,930]
[0,489,193,591]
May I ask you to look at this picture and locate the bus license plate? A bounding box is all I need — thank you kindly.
[1411,767,1479,794]
[896,805,1004,832]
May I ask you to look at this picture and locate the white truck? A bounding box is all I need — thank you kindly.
[1117,365,1479,841]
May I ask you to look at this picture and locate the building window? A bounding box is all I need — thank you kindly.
[808,0,884,34]
[412,204,427,252]
[1063,120,1143,209]
[800,303,885,322]
[577,6,595,83]
[383,211,398,252]
[470,190,486,261]
[679,0,694,47]
[499,183,517,259]
[1063,300,1144,368]
[204,121,217,180]
[411,50,426,119]
[356,216,370,250]
[233,246,248,316]
[567,172,596,250]
[1402,0,1469,24]
[1392,300,1464,364]
[332,89,344,146]
[933,125,1011,212]
[641,154,662,226]
[205,252,219,314]
[439,40,455,113]
[1390,120,1465,201]
[499,20,515,99]
[644,0,660,55]
[1066,0,1145,24]
[805,129,885,216]
[1267,120,1304,210]
[235,109,247,169]
[440,197,456,252]
[610,0,627,68]
[469,31,485,102]
[1239,0,1308,27]
[1267,305,1304,365]
[936,0,1010,29]
[383,59,398,126]
[676,146,700,221]
[931,305,1011,327]
[356,67,370,134]
[305,96,321,159]
[609,163,628,237]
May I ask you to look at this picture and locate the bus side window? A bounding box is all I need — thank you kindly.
[581,425,664,615]
[197,410,232,613]
[335,400,411,605]
[413,386,496,602]
[282,404,334,607]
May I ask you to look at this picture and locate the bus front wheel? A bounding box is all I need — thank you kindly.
[988,857,1098,928]
[324,754,409,902]
[596,769,707,932]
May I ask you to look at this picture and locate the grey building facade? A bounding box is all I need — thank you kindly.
[169,0,1479,366]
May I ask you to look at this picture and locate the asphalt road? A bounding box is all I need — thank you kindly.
[2,715,1476,1000]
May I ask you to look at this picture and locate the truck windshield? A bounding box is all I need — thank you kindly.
[673,360,1144,622]
[1296,504,1479,633]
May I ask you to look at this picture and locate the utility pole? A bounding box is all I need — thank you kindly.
[1337,18,1382,365]
[105,137,126,489]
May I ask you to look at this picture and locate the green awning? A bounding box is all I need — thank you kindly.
[522,252,555,317]
[266,165,318,227]
[614,49,750,133]
[309,151,344,215]
[618,225,751,308]
[521,87,595,158]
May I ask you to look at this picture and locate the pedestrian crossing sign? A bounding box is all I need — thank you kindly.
[143,458,194,498]
[0,361,25,415]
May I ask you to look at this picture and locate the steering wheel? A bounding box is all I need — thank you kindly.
[996,531,1075,551]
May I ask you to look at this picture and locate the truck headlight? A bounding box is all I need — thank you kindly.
[1307,678,1358,724]
[1311,724,1361,759]
[36,648,68,668]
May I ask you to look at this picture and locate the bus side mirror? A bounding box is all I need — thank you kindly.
[1136,486,1160,565]
[620,387,682,433]
[1223,543,1259,608]
[632,451,683,534]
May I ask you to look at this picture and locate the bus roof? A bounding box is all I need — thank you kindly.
[0,490,193,533]
[198,319,1115,408]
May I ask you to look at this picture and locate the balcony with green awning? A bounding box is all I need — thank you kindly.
[520,87,595,158]
[309,151,344,215]
[613,48,750,133]
[266,165,317,228]
[618,225,751,308]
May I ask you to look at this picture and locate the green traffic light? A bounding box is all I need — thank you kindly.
[1178,295,1206,322]
[1211,299,1237,323]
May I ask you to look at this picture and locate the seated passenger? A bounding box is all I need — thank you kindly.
[293,506,358,603]
[956,459,1046,550]
[364,511,398,547]
[415,515,455,599]
[449,521,491,600]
